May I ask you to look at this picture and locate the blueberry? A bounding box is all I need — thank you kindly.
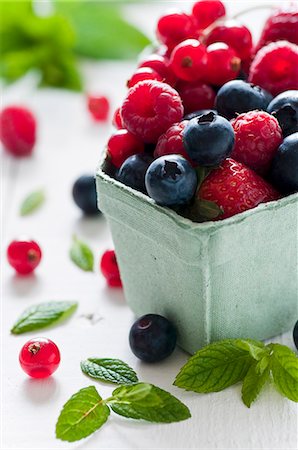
[184,109,217,120]
[293,321,298,350]
[270,133,298,194]
[216,80,272,120]
[117,153,153,194]
[72,175,100,215]
[183,111,235,167]
[145,155,197,207]
[267,90,298,137]
[129,314,177,362]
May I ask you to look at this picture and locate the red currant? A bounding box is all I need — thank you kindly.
[205,42,241,85]
[7,239,42,275]
[127,68,163,88]
[87,95,110,122]
[156,11,197,50]
[170,39,207,82]
[107,129,144,168]
[177,80,215,114]
[192,0,226,30]
[100,250,122,287]
[112,107,124,129]
[19,338,60,378]
[205,20,253,60]
[0,106,36,157]
[138,54,177,86]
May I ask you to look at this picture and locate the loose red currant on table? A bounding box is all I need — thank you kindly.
[231,111,283,175]
[205,43,241,85]
[0,106,36,157]
[249,41,298,96]
[205,20,253,60]
[156,11,197,50]
[121,80,184,143]
[107,129,144,168]
[100,250,122,287]
[19,338,60,378]
[127,68,163,88]
[138,54,177,86]
[177,80,215,114]
[170,39,207,82]
[192,0,226,30]
[87,95,110,122]
[7,239,42,275]
[112,107,124,129]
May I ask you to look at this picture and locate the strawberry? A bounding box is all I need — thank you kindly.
[0,106,36,157]
[255,6,298,54]
[198,158,280,220]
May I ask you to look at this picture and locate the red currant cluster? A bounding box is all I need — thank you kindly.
[105,2,298,220]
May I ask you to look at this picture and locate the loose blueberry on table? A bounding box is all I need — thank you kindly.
[19,337,60,378]
[72,174,100,215]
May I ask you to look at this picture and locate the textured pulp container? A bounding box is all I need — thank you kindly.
[96,156,298,354]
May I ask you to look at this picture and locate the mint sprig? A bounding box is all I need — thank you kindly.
[56,383,190,442]
[174,339,298,407]
[69,236,94,272]
[20,189,45,216]
[11,301,78,334]
[81,358,138,385]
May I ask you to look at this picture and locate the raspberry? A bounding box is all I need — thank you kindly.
[154,121,192,162]
[112,107,124,129]
[170,39,207,82]
[156,11,197,50]
[198,158,280,220]
[138,54,177,86]
[107,129,144,168]
[127,68,163,88]
[121,80,184,143]
[205,20,253,60]
[205,43,241,85]
[192,0,226,30]
[255,6,298,53]
[249,41,298,96]
[231,111,283,175]
[177,80,215,114]
[87,95,110,122]
[0,106,36,157]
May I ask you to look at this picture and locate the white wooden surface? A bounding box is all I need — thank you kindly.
[1,2,297,449]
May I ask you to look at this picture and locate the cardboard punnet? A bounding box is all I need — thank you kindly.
[96,155,298,354]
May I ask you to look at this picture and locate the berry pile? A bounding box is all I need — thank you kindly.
[104,1,298,220]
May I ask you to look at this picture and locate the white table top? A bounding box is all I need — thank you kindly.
[1,2,297,449]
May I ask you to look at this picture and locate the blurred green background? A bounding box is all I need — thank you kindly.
[0,0,151,90]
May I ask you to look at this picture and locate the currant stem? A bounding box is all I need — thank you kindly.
[232,4,276,19]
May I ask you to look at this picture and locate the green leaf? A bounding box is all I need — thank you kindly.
[112,383,162,406]
[236,339,267,361]
[110,384,191,423]
[70,236,94,272]
[174,339,255,393]
[56,386,110,442]
[270,343,298,402]
[11,301,77,334]
[20,189,45,216]
[81,358,138,385]
[241,360,270,407]
[195,167,212,191]
[54,2,150,60]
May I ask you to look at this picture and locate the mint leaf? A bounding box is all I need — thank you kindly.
[236,339,267,361]
[174,339,255,393]
[270,343,298,402]
[11,301,77,334]
[56,386,110,442]
[112,383,161,407]
[70,236,94,272]
[241,360,270,407]
[81,358,138,385]
[20,189,45,216]
[110,384,191,423]
[54,2,150,60]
